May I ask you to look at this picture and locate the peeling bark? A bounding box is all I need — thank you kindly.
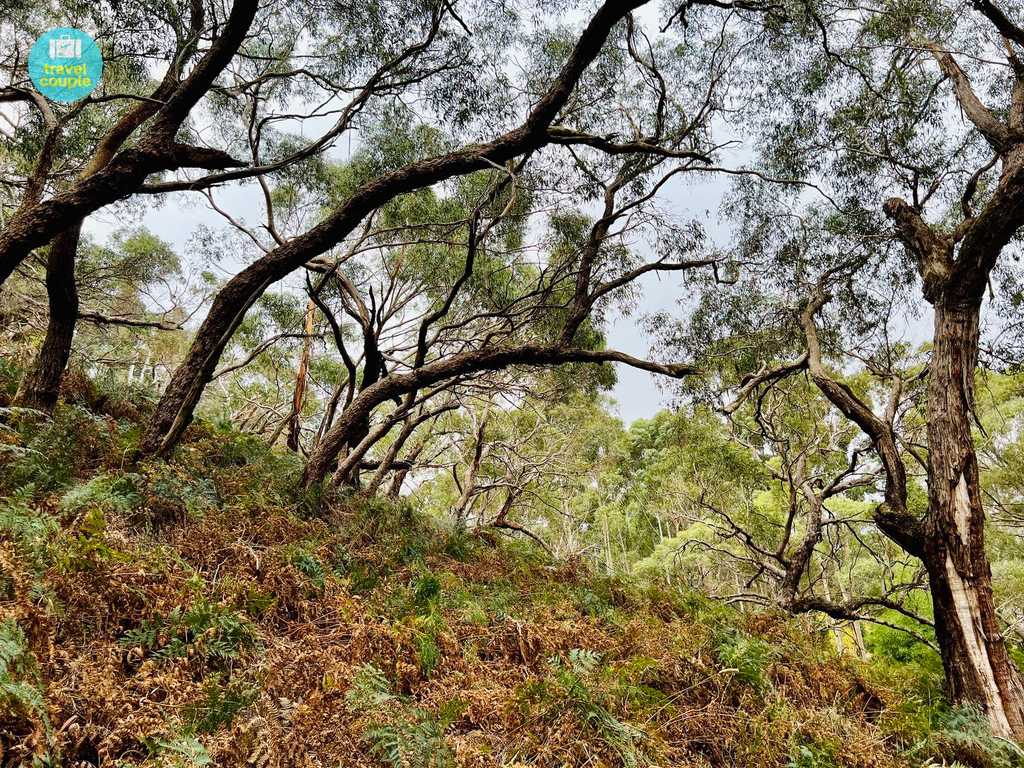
[923,303,1024,739]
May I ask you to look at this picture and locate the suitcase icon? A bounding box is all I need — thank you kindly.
[49,35,82,59]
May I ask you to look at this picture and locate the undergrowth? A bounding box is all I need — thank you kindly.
[0,395,1017,766]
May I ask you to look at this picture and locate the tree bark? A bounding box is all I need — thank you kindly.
[286,300,316,451]
[13,225,81,411]
[922,302,1024,739]
[453,414,488,524]
[802,284,1024,736]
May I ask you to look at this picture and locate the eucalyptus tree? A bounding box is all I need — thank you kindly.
[2,227,189,384]
[129,0,742,484]
[657,0,1024,736]
[0,0,510,409]
[1,0,265,409]
[714,373,932,643]
[416,386,605,548]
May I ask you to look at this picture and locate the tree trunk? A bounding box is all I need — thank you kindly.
[366,415,418,495]
[924,302,1024,739]
[837,576,869,660]
[387,438,425,499]
[13,225,81,411]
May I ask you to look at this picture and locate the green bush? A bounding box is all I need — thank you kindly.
[712,628,778,692]
[143,731,213,767]
[62,472,143,515]
[288,546,327,592]
[0,484,57,573]
[0,405,115,494]
[518,649,649,768]
[52,507,127,573]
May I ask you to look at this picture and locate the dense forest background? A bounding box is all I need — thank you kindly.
[5,0,1024,765]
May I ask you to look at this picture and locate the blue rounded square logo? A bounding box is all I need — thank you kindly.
[28,28,103,103]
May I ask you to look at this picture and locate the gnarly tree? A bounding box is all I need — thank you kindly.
[135,0,731,466]
[1,0,489,409]
[0,0,256,284]
[657,0,1024,736]
[1,0,259,409]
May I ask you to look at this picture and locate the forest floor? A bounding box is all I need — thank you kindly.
[0,379,1017,767]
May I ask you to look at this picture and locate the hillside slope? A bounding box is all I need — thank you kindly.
[0,396,1018,767]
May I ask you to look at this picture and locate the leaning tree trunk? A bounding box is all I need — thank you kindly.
[139,259,279,456]
[923,302,1024,739]
[13,225,81,411]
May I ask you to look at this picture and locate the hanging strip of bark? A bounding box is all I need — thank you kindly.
[286,300,317,451]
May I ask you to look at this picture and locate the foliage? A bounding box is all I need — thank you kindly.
[142,732,213,768]
[0,619,47,721]
[924,705,1024,768]
[518,649,650,768]
[713,628,780,693]
[183,676,258,734]
[119,601,257,665]
[0,484,56,572]
[11,0,1024,761]
[346,664,461,768]
[0,377,1002,766]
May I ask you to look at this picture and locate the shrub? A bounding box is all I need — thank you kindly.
[52,506,127,573]
[518,649,649,768]
[0,484,57,573]
[713,628,779,692]
[0,405,114,493]
[787,742,840,768]
[288,545,327,592]
[139,462,219,523]
[383,568,448,677]
[61,472,143,516]
[143,731,213,767]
